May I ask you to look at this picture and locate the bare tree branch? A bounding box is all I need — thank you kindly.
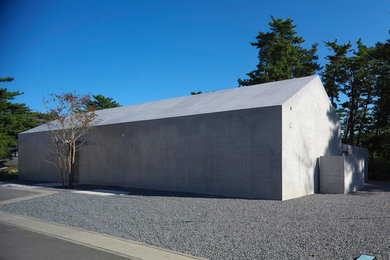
[43,92,100,188]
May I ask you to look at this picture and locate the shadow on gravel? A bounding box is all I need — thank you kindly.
[4,180,389,200]
[73,184,245,199]
[0,180,243,200]
[347,181,390,196]
[364,181,390,192]
[348,192,376,196]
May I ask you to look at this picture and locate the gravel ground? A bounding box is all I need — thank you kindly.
[0,187,37,201]
[1,182,390,259]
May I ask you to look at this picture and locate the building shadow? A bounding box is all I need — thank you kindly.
[364,181,390,192]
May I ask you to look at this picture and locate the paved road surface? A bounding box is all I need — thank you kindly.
[0,223,130,260]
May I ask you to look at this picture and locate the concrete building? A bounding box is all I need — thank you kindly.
[18,75,367,200]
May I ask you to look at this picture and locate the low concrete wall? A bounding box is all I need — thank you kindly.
[319,153,366,194]
[319,156,345,194]
[344,155,365,192]
[341,144,368,182]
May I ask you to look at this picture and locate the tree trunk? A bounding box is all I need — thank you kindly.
[356,96,370,145]
[348,106,356,144]
[67,142,73,189]
[65,141,76,189]
[343,116,350,143]
[347,80,357,145]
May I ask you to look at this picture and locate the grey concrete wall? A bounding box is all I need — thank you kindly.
[18,107,283,199]
[319,155,365,194]
[282,77,341,200]
[18,132,61,182]
[344,155,365,192]
[77,107,282,199]
[342,144,368,182]
[319,156,345,193]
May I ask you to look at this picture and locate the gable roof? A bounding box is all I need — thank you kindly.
[22,75,319,134]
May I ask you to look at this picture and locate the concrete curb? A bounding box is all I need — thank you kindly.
[0,211,205,260]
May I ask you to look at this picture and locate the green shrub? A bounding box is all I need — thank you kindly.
[0,168,18,180]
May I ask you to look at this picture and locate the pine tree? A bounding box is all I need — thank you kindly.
[238,16,321,86]
[372,39,390,137]
[84,94,121,110]
[322,40,352,109]
[322,40,376,145]
[0,78,41,158]
[369,37,390,162]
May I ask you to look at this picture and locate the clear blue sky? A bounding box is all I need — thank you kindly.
[1,0,389,112]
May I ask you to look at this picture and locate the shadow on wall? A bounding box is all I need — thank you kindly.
[344,146,366,192]
[300,139,317,195]
[324,106,342,156]
[289,104,341,196]
[316,106,342,194]
[318,109,368,194]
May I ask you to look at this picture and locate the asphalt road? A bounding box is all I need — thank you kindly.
[0,223,131,260]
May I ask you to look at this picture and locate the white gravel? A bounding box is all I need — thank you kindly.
[1,182,390,259]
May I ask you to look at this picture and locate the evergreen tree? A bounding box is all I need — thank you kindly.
[322,40,352,109]
[322,35,390,179]
[322,40,376,145]
[369,37,390,165]
[351,40,376,145]
[85,94,121,110]
[0,78,41,158]
[372,39,390,137]
[190,91,203,95]
[238,16,321,86]
[0,77,14,82]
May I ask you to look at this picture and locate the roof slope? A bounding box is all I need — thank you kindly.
[23,75,318,134]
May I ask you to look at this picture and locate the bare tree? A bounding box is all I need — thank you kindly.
[44,92,99,188]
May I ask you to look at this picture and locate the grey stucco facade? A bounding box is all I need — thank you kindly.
[19,75,363,200]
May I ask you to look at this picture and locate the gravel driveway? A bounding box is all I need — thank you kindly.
[1,182,390,259]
